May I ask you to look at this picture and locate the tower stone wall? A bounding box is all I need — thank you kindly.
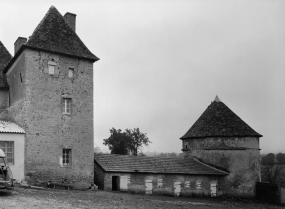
[183,137,261,197]
[0,49,94,182]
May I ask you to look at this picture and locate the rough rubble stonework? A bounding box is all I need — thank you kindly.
[181,98,262,197]
[0,49,94,182]
[0,6,97,183]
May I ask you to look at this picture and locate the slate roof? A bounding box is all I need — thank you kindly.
[0,121,25,134]
[94,154,228,175]
[3,6,98,73]
[180,96,262,139]
[0,41,12,89]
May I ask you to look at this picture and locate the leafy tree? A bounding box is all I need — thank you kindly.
[103,128,151,156]
[262,164,285,186]
[276,153,285,164]
[261,153,275,165]
[261,153,285,186]
[103,128,129,155]
[125,128,151,156]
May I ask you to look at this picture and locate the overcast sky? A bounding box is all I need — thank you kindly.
[1,0,284,154]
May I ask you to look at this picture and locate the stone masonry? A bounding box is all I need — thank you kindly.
[0,49,94,182]
[180,96,262,197]
[183,137,260,196]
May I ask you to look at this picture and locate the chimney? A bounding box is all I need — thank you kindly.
[64,12,76,32]
[14,37,27,55]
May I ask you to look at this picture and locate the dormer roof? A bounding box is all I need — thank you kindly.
[3,6,99,73]
[180,96,262,139]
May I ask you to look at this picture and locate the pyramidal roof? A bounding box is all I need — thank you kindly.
[6,6,99,69]
[0,41,12,89]
[180,96,262,139]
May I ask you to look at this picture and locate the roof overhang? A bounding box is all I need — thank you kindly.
[3,44,99,74]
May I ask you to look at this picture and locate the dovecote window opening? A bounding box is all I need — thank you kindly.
[62,98,72,114]
[185,142,189,149]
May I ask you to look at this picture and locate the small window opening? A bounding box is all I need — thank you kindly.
[185,142,189,149]
[196,180,202,189]
[62,98,71,114]
[62,149,71,166]
[68,67,74,78]
[0,141,14,164]
[20,73,22,83]
[49,64,55,75]
[158,179,163,187]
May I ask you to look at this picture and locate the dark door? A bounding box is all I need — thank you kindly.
[112,176,120,191]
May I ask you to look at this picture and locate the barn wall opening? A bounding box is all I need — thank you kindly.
[112,176,120,191]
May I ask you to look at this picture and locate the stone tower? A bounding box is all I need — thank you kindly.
[0,6,99,182]
[180,96,262,197]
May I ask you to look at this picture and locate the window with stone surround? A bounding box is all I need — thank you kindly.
[0,141,14,164]
[62,98,72,115]
[68,67,74,78]
[46,61,59,75]
[62,149,72,166]
[48,62,56,75]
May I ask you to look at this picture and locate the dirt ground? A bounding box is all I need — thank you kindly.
[0,187,283,209]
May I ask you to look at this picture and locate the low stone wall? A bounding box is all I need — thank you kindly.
[255,182,279,203]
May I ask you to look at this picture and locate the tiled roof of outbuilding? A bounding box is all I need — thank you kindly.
[180,96,262,139]
[94,154,228,175]
[0,41,12,89]
[0,121,25,134]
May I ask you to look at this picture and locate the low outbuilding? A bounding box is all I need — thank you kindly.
[94,153,228,197]
[0,121,25,182]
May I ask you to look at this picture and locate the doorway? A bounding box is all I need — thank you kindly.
[210,182,217,197]
[112,176,120,191]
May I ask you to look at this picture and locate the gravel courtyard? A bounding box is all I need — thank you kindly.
[0,188,283,209]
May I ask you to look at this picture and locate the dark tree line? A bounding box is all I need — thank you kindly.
[261,153,285,186]
[261,153,285,165]
[103,128,151,156]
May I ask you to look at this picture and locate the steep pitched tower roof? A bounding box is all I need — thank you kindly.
[0,41,12,89]
[180,96,262,139]
[27,6,98,61]
[4,6,98,73]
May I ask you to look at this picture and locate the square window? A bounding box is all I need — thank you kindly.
[62,149,71,166]
[68,68,74,78]
[48,64,55,75]
[62,98,72,114]
[196,180,202,189]
[0,141,14,165]
[185,181,190,188]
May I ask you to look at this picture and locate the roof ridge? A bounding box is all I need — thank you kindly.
[27,6,59,45]
[192,157,229,174]
[24,5,98,61]
[180,98,262,139]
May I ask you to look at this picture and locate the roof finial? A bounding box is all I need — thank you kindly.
[214,95,221,102]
